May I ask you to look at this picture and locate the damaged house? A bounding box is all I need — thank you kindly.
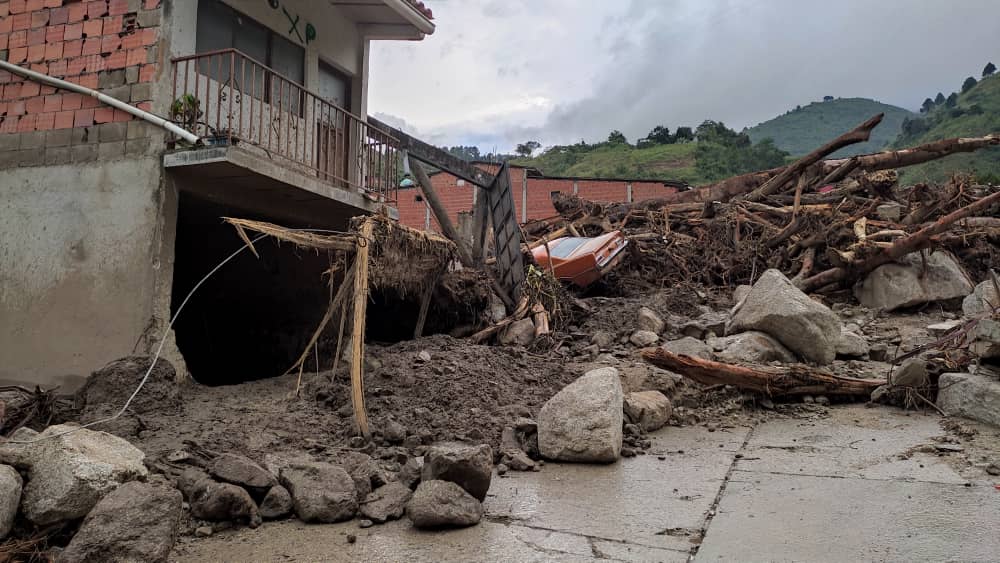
[0,0,437,389]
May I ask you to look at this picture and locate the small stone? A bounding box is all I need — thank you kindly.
[359,482,412,523]
[869,344,890,362]
[637,307,665,334]
[195,526,213,538]
[815,396,830,406]
[802,395,815,404]
[421,443,493,501]
[359,519,373,528]
[621,447,636,457]
[591,330,614,348]
[406,481,483,529]
[417,350,431,362]
[346,534,357,544]
[383,420,407,445]
[986,463,1000,476]
[259,485,293,520]
[496,463,508,476]
[630,330,659,347]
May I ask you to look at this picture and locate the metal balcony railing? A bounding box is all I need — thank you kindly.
[170,49,399,203]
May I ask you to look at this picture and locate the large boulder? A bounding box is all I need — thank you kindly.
[335,451,388,502]
[209,453,277,501]
[708,331,797,364]
[937,371,1000,426]
[188,479,261,527]
[835,328,870,358]
[421,443,492,502]
[360,481,413,523]
[279,462,357,523]
[969,319,1000,360]
[0,466,21,539]
[854,250,973,311]
[0,424,147,525]
[406,480,483,529]
[59,481,182,563]
[636,307,665,334]
[538,367,623,463]
[963,279,1000,317]
[623,391,673,432]
[397,457,423,490]
[729,269,841,364]
[659,337,714,360]
[259,484,293,520]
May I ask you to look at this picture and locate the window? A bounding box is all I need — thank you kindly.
[196,1,304,111]
[549,237,589,259]
[318,61,351,111]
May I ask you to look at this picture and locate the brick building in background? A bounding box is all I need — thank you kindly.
[397,162,687,232]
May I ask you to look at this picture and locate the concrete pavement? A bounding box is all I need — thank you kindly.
[172,406,1000,562]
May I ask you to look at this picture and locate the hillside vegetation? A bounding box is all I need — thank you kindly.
[746,97,913,157]
[514,142,700,183]
[893,73,1000,183]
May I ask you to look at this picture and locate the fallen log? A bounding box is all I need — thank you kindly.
[824,134,1000,174]
[641,349,885,398]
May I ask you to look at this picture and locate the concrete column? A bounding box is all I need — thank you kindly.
[521,171,528,223]
[573,180,579,195]
[626,182,633,203]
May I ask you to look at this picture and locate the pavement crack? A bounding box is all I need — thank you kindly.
[689,423,755,559]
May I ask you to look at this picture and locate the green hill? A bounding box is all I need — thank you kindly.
[746,98,913,157]
[892,73,1000,183]
[513,142,702,183]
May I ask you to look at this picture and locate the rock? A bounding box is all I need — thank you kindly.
[733,285,752,307]
[259,484,293,520]
[854,250,974,311]
[629,330,659,347]
[0,424,148,525]
[869,343,890,362]
[620,368,684,395]
[969,319,1000,359]
[496,463,508,475]
[591,331,614,348]
[500,318,535,346]
[417,350,432,362]
[937,372,1000,426]
[209,453,276,501]
[405,481,483,529]
[538,367,623,463]
[637,307,665,334]
[397,457,423,490]
[708,331,797,364]
[359,481,412,523]
[729,269,841,364]
[623,391,673,432]
[876,202,905,222]
[279,462,358,523]
[76,356,181,416]
[499,427,537,471]
[660,337,714,360]
[359,518,374,528]
[815,395,830,406]
[679,312,729,340]
[59,481,182,563]
[336,452,383,501]
[421,442,492,502]
[836,329,869,358]
[891,359,929,388]
[189,479,261,527]
[0,466,21,539]
[963,279,1000,317]
[384,420,407,445]
[927,320,963,336]
[513,417,537,434]
[195,526,213,538]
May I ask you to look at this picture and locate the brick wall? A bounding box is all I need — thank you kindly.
[395,164,679,232]
[0,0,163,167]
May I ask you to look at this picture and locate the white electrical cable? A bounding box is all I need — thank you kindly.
[4,227,351,445]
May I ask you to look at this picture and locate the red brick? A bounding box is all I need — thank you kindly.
[138,63,154,82]
[0,1,9,16]
[66,56,86,74]
[0,116,18,134]
[19,80,39,97]
[77,73,98,89]
[85,0,105,19]
[103,48,125,69]
[43,0,62,7]
[44,40,62,59]
[28,61,46,72]
[0,102,6,116]
[73,108,93,127]
[0,14,12,33]
[136,101,150,112]
[8,0,24,13]
[80,36,99,55]
[9,100,26,115]
[38,84,54,94]
[61,91,82,109]
[124,47,144,66]
[0,70,10,81]
[53,109,74,128]
[140,26,156,46]
[24,0,41,10]
[25,26,42,44]
[143,0,158,8]
[79,95,99,108]
[0,33,6,50]
[102,14,121,34]
[66,0,83,21]
[12,12,30,30]
[42,93,61,111]
[26,42,44,62]
[8,29,25,47]
[111,108,132,122]
[49,5,67,24]
[16,113,36,131]
[63,21,81,39]
[62,37,81,57]
[99,33,119,53]
[121,29,141,49]
[3,82,21,99]
[94,105,114,123]
[45,23,63,41]
[30,8,48,27]
[25,95,44,113]
[107,0,126,15]
[81,18,101,37]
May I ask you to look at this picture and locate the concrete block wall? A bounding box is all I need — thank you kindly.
[0,0,163,167]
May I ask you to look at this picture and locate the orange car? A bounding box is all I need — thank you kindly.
[531,231,629,288]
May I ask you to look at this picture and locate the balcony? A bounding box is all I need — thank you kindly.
[164,49,400,225]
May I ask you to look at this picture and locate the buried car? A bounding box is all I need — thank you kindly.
[531,231,629,288]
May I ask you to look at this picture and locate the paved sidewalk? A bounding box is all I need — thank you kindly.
[172,406,1000,562]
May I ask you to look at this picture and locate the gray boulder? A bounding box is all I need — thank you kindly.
[279,462,357,523]
[835,328,870,358]
[854,250,973,311]
[637,307,665,334]
[360,481,413,523]
[0,466,21,539]
[660,337,714,360]
[629,330,659,347]
[590,331,614,348]
[0,424,147,525]
[209,453,276,501]
[623,391,673,432]
[59,481,182,563]
[421,442,492,501]
[891,359,929,388]
[708,331,797,364]
[406,480,483,529]
[733,285,752,307]
[679,312,729,339]
[500,318,535,346]
[730,269,841,364]
[937,372,1000,426]
[963,279,1000,317]
[336,452,385,501]
[188,479,260,527]
[397,457,423,490]
[259,484,293,520]
[538,367,623,463]
[969,319,1000,359]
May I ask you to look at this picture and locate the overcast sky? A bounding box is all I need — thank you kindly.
[369,0,1000,152]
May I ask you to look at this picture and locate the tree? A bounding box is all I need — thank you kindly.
[606,130,627,145]
[934,92,946,105]
[920,98,935,113]
[984,62,996,77]
[945,92,958,107]
[514,140,541,157]
[645,125,673,145]
[962,76,978,93]
[673,126,694,142]
[823,95,834,102]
